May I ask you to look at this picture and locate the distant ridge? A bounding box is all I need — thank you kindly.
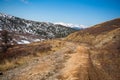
[0,12,76,44]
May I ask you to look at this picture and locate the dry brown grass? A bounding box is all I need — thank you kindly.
[66,18,120,45]
[65,18,120,80]
[0,39,66,71]
[87,28,120,80]
[0,55,34,71]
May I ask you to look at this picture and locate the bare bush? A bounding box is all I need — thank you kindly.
[0,30,13,53]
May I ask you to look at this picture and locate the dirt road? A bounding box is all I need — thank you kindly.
[0,42,91,80]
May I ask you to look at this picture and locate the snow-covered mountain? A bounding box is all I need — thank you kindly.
[54,22,87,30]
[0,13,76,44]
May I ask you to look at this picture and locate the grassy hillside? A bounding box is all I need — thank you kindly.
[66,18,120,80]
[66,18,120,45]
[88,28,120,80]
[0,39,65,71]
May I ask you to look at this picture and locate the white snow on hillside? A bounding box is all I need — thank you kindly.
[18,40,30,44]
[54,22,87,29]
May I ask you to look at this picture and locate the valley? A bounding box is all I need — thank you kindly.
[0,13,120,80]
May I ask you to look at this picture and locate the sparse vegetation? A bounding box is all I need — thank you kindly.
[0,30,13,53]
[0,13,76,40]
[0,39,66,71]
[66,18,120,45]
[65,18,120,80]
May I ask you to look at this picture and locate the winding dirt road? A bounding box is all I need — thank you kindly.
[0,42,91,80]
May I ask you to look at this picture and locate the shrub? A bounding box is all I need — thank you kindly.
[0,30,12,52]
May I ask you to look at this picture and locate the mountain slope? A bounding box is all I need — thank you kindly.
[0,13,76,43]
[66,18,120,44]
[89,28,120,80]
[66,18,120,80]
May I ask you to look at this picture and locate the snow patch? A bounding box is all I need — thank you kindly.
[33,39,41,42]
[54,22,87,29]
[79,24,88,28]
[0,13,13,18]
[18,40,30,44]
[26,23,32,27]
